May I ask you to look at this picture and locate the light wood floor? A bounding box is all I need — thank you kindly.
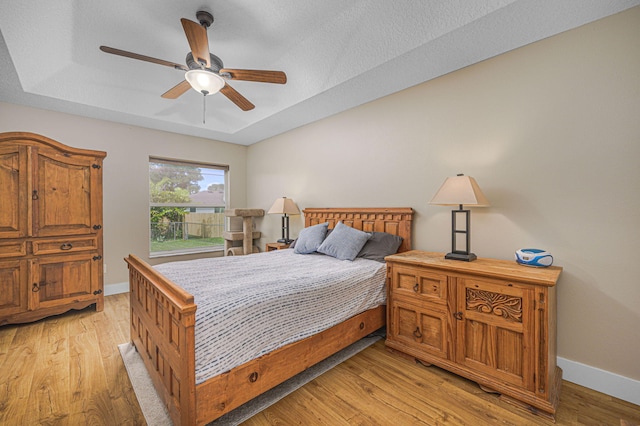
[1,294,639,425]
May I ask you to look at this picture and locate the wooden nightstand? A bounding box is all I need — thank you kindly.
[385,250,562,421]
[265,242,291,252]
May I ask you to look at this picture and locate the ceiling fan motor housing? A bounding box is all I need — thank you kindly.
[186,52,224,73]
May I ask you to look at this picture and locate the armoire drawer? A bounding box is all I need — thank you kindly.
[32,237,99,255]
[0,240,27,258]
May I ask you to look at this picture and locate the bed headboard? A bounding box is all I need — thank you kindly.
[302,207,413,253]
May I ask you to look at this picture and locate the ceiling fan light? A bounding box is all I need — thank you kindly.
[185,69,225,95]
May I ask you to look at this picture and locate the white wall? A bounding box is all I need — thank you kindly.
[0,104,248,284]
[247,7,640,401]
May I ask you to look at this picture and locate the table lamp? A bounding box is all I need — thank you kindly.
[429,174,489,261]
[268,197,300,244]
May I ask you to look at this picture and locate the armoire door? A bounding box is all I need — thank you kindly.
[0,144,29,239]
[31,148,102,238]
[29,253,100,311]
[0,259,28,316]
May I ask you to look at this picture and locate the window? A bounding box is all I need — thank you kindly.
[149,157,228,257]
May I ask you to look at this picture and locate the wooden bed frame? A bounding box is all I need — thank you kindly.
[125,207,413,425]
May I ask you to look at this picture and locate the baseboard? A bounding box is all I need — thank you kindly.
[105,281,129,296]
[558,357,640,406]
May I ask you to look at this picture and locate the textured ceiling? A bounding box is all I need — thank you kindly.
[1,1,638,145]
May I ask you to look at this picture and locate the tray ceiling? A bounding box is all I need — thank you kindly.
[1,1,638,145]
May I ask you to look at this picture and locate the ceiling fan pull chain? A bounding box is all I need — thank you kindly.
[202,92,207,124]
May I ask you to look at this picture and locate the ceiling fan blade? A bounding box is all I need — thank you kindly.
[220,84,255,111]
[161,80,192,99]
[100,46,188,71]
[220,69,287,84]
[181,18,210,68]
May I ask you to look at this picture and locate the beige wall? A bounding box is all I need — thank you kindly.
[1,5,637,396]
[0,103,248,284]
[248,8,640,381]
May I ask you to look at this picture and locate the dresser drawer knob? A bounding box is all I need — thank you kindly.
[453,312,463,321]
[413,327,422,338]
[249,372,259,383]
[413,283,419,292]
[60,243,73,250]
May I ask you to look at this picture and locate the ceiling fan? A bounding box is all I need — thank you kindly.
[100,10,287,112]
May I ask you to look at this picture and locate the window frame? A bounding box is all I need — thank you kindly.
[149,156,228,258]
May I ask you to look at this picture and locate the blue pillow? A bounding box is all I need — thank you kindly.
[293,222,329,254]
[317,221,371,261]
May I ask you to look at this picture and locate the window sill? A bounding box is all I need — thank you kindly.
[149,246,224,259]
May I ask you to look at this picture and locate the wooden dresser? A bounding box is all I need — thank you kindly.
[385,250,562,420]
[0,132,106,325]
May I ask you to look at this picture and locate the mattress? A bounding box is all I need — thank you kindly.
[153,249,386,384]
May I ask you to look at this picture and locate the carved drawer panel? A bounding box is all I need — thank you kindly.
[461,278,528,330]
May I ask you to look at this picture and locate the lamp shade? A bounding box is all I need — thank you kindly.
[268,197,300,215]
[429,174,489,207]
[185,70,225,95]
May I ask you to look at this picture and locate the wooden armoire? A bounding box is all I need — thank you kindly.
[0,132,106,325]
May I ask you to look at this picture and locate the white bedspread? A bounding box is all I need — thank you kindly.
[153,249,386,384]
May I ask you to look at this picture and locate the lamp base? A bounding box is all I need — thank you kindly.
[445,252,477,262]
[277,238,294,244]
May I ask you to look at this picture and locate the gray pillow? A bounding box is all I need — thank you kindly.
[357,232,404,262]
[293,222,329,254]
[317,221,371,261]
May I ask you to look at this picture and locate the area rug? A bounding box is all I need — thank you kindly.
[119,332,383,425]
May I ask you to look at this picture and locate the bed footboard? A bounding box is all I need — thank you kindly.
[194,305,385,423]
[126,254,197,426]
